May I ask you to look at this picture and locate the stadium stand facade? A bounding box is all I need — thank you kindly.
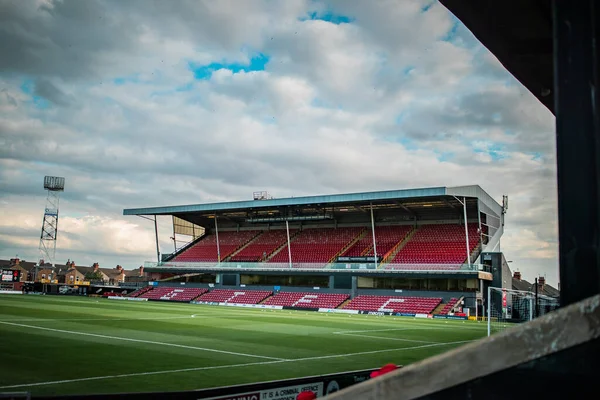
[123,185,510,317]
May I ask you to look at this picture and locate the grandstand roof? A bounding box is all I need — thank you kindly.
[123,185,502,225]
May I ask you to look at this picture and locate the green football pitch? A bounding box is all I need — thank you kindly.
[0,295,487,396]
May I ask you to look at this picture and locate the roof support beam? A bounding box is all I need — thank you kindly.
[395,201,416,217]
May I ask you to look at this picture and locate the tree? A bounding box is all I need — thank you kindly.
[85,271,104,281]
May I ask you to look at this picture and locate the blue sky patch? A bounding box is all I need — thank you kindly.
[395,112,409,125]
[529,152,543,161]
[113,74,141,85]
[190,53,270,80]
[397,137,419,151]
[437,151,454,162]
[301,10,354,24]
[474,142,507,161]
[421,1,436,12]
[442,21,460,42]
[402,66,415,76]
[20,79,50,109]
[20,79,34,94]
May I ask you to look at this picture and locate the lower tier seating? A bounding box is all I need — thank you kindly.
[439,297,459,315]
[262,292,349,309]
[196,289,272,304]
[138,287,208,302]
[343,295,442,314]
[127,286,152,297]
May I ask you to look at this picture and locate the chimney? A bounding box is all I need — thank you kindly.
[513,271,521,281]
[116,265,123,272]
[139,266,144,275]
[93,263,99,272]
[538,276,545,290]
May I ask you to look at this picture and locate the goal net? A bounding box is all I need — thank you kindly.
[487,287,559,336]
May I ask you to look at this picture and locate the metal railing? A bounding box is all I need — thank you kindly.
[143,261,482,272]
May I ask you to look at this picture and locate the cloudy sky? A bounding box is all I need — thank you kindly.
[0,0,557,285]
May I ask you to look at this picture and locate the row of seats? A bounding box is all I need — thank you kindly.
[439,297,459,315]
[343,295,442,314]
[127,286,152,297]
[138,287,208,302]
[343,226,413,258]
[196,289,272,304]
[124,288,454,315]
[229,230,294,262]
[262,292,349,309]
[390,224,480,265]
[171,224,479,265]
[269,227,364,263]
[173,231,259,262]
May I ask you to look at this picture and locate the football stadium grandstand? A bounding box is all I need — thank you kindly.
[121,185,514,318]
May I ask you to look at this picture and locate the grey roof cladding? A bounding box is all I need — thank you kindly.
[123,185,499,216]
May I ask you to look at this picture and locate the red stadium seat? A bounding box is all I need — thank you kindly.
[262,292,349,309]
[389,224,480,266]
[229,230,295,262]
[342,226,412,257]
[195,289,272,304]
[138,287,208,302]
[127,286,152,297]
[439,298,460,315]
[173,231,259,262]
[343,295,442,314]
[268,227,363,265]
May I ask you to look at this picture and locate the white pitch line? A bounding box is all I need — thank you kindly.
[333,332,438,344]
[0,321,285,361]
[332,327,431,334]
[0,340,473,390]
[0,360,284,390]
[0,316,199,323]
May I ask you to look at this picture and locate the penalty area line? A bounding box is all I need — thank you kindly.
[0,321,285,362]
[0,340,473,390]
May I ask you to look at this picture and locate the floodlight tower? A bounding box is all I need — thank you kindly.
[39,176,65,267]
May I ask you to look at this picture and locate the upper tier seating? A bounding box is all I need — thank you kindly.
[262,292,349,309]
[342,226,413,257]
[439,297,459,315]
[173,230,259,262]
[196,289,272,304]
[229,230,294,262]
[138,287,208,302]
[343,295,442,314]
[127,286,152,297]
[390,224,480,265]
[268,227,363,264]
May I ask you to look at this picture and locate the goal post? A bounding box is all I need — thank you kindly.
[487,286,559,336]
